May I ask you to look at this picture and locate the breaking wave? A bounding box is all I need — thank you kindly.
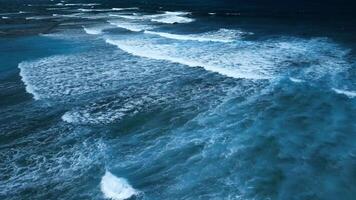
[101,171,139,200]
[332,88,356,98]
[144,28,250,43]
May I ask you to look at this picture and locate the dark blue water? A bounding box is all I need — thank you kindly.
[1,1,356,200]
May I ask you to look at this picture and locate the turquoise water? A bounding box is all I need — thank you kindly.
[1,1,356,200]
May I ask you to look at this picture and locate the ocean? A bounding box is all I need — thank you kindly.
[0,1,356,200]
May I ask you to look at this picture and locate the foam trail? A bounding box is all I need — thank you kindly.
[332,88,356,98]
[101,171,139,200]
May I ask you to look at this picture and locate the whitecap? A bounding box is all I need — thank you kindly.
[26,16,57,20]
[289,77,304,83]
[78,8,115,12]
[332,88,356,98]
[112,7,139,11]
[144,29,249,43]
[65,3,100,6]
[151,15,194,24]
[109,14,141,20]
[107,20,153,32]
[105,38,269,80]
[104,37,349,81]
[112,11,194,24]
[83,26,104,35]
[101,171,139,200]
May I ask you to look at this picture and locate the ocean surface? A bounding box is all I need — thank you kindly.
[1,1,356,200]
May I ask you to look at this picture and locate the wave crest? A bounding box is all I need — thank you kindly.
[101,171,139,200]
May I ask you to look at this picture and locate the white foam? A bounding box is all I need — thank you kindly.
[105,39,269,80]
[144,29,248,43]
[109,14,139,20]
[151,15,194,24]
[1,16,9,19]
[151,16,193,24]
[62,108,126,124]
[108,20,153,32]
[78,8,115,12]
[19,63,40,100]
[112,7,139,11]
[104,37,349,81]
[17,53,128,100]
[46,7,68,10]
[26,16,57,20]
[110,11,194,24]
[61,92,152,124]
[101,171,139,200]
[65,3,100,6]
[61,112,75,123]
[289,77,304,83]
[332,88,356,98]
[17,48,169,102]
[83,26,104,35]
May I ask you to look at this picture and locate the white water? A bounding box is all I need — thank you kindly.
[105,38,270,80]
[112,7,139,11]
[103,35,350,82]
[83,26,104,35]
[101,171,139,200]
[332,88,356,98]
[18,63,40,100]
[144,29,250,43]
[289,77,304,83]
[108,20,154,32]
[110,11,194,24]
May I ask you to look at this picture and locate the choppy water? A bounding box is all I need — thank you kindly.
[1,1,356,200]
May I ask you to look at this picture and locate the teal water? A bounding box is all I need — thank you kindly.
[1,1,356,200]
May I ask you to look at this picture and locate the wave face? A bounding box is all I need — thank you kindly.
[101,171,138,200]
[2,2,356,200]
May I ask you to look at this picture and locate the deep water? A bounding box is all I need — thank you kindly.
[1,1,356,200]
